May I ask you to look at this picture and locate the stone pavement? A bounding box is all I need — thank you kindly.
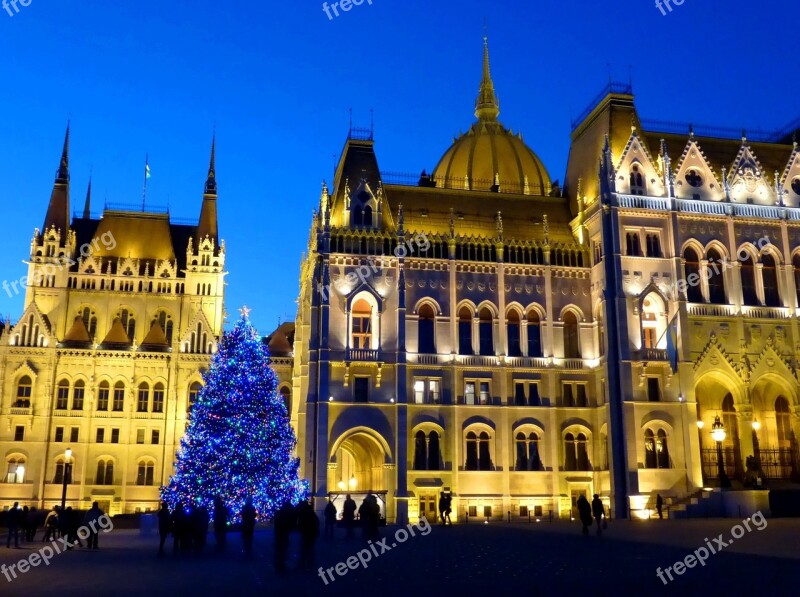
[1,517,797,596]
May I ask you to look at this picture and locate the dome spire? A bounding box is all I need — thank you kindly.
[475,33,499,122]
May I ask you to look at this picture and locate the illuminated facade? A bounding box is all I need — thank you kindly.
[293,38,800,523]
[0,131,225,514]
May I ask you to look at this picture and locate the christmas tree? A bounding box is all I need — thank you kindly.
[161,307,308,521]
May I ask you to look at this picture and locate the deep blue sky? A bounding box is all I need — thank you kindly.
[0,0,796,333]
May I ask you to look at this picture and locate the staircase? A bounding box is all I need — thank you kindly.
[666,489,724,519]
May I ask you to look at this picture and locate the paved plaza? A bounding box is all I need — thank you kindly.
[2,517,798,596]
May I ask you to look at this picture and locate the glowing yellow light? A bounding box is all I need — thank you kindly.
[751,420,761,431]
[337,480,346,491]
[349,475,357,490]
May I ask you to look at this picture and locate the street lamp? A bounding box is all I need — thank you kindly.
[711,416,731,488]
[696,420,705,430]
[61,447,73,510]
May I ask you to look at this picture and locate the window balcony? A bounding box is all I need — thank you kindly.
[346,348,381,362]
[633,348,668,361]
[10,407,32,416]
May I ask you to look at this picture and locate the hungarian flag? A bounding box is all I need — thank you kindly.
[145,162,151,179]
[665,313,679,373]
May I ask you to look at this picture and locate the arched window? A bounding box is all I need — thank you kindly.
[576,433,590,471]
[641,294,666,350]
[458,306,473,355]
[516,432,543,471]
[465,431,478,470]
[644,429,657,468]
[53,458,69,484]
[707,249,727,304]
[527,310,542,357]
[153,311,174,344]
[646,234,662,258]
[14,376,32,407]
[5,457,26,484]
[722,394,738,450]
[762,253,780,307]
[188,382,202,413]
[137,383,149,412]
[563,311,580,359]
[414,430,427,470]
[515,432,528,470]
[507,310,521,357]
[417,304,436,354]
[657,429,670,469]
[776,397,791,447]
[55,380,69,410]
[478,431,492,470]
[113,382,125,412]
[119,309,136,342]
[363,205,373,227]
[72,380,85,411]
[465,430,492,471]
[683,247,703,303]
[626,232,642,256]
[793,254,800,307]
[152,383,165,413]
[630,164,646,195]
[96,460,114,485]
[81,307,97,339]
[280,386,291,415]
[478,308,494,356]
[740,253,758,306]
[136,461,155,486]
[97,381,110,411]
[565,432,591,471]
[427,431,440,471]
[351,298,373,350]
[564,433,577,471]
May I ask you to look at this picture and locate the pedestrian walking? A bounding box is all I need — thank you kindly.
[444,493,452,526]
[342,494,356,539]
[297,500,320,572]
[157,502,172,556]
[273,501,296,574]
[83,501,104,549]
[438,492,447,525]
[193,504,210,553]
[5,502,20,548]
[27,507,39,541]
[324,498,337,539]
[576,495,593,536]
[656,494,664,519]
[591,494,605,536]
[213,497,227,553]
[241,497,256,557]
[64,507,82,549]
[43,507,59,542]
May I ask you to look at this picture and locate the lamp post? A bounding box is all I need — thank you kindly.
[711,417,731,488]
[60,447,72,510]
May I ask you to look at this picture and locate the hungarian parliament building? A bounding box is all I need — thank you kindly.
[2,39,800,521]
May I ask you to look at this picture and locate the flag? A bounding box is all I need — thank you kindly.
[665,313,679,373]
[145,162,151,179]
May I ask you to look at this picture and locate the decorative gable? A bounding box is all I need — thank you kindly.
[180,309,217,355]
[749,341,797,383]
[693,333,742,381]
[7,302,54,348]
[780,143,800,207]
[615,129,664,197]
[673,138,724,201]
[727,141,773,204]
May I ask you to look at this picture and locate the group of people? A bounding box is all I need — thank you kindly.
[576,494,607,536]
[324,493,382,540]
[157,497,258,557]
[4,502,105,549]
[273,499,319,573]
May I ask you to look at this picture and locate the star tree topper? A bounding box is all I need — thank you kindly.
[239,305,252,319]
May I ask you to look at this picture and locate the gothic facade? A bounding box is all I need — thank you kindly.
[292,39,800,523]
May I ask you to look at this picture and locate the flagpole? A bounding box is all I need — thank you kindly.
[142,153,148,211]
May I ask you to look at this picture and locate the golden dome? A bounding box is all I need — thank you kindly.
[432,38,551,196]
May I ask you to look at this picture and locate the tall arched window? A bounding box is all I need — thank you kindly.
[565,432,591,471]
[136,461,155,486]
[55,380,69,410]
[563,311,580,359]
[97,381,109,411]
[113,382,125,412]
[478,308,494,356]
[564,433,577,471]
[683,247,703,303]
[626,232,642,256]
[762,253,780,307]
[793,254,800,307]
[414,430,427,470]
[96,460,114,485]
[417,304,436,354]
[507,310,521,357]
[630,164,646,195]
[776,397,791,447]
[351,299,373,350]
[5,457,26,484]
[515,432,528,471]
[188,382,202,413]
[465,431,478,470]
[154,311,174,345]
[644,429,657,468]
[458,307,473,355]
[646,234,662,258]
[119,309,136,341]
[516,432,542,471]
[740,253,758,306]
[279,386,291,415]
[657,429,670,469]
[137,383,150,412]
[707,249,726,304]
[527,310,542,357]
[81,307,98,339]
[15,376,32,407]
[478,431,492,470]
[576,433,590,471]
[152,383,165,413]
[363,205,373,227]
[427,431,440,471]
[72,380,85,411]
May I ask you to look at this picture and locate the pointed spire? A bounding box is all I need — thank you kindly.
[43,122,71,234]
[83,175,92,219]
[204,132,217,196]
[475,34,500,122]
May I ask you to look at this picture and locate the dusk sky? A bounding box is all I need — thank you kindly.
[1,0,796,333]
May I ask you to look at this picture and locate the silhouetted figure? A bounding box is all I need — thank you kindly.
[576,495,592,536]
[83,501,104,549]
[65,507,82,549]
[444,494,452,526]
[273,501,296,574]
[360,493,380,540]
[297,501,320,572]
[5,502,20,548]
[324,499,337,539]
[193,504,210,553]
[172,503,191,555]
[656,494,664,519]
[438,493,447,525]
[213,497,228,553]
[591,494,605,536]
[342,494,356,539]
[241,498,256,557]
[20,506,30,543]
[43,507,59,542]
[158,502,172,556]
[27,507,39,541]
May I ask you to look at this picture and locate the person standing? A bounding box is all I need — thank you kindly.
[43,507,59,542]
[297,500,320,572]
[5,502,20,548]
[438,492,447,525]
[656,494,664,520]
[591,494,605,536]
[241,497,256,557]
[444,493,452,526]
[324,499,337,539]
[213,497,227,553]
[27,507,39,541]
[342,494,356,539]
[576,495,593,536]
[83,501,104,549]
[157,502,172,556]
[273,501,296,574]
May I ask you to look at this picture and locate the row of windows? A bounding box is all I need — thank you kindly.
[50,426,161,445]
[50,459,158,486]
[66,277,186,295]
